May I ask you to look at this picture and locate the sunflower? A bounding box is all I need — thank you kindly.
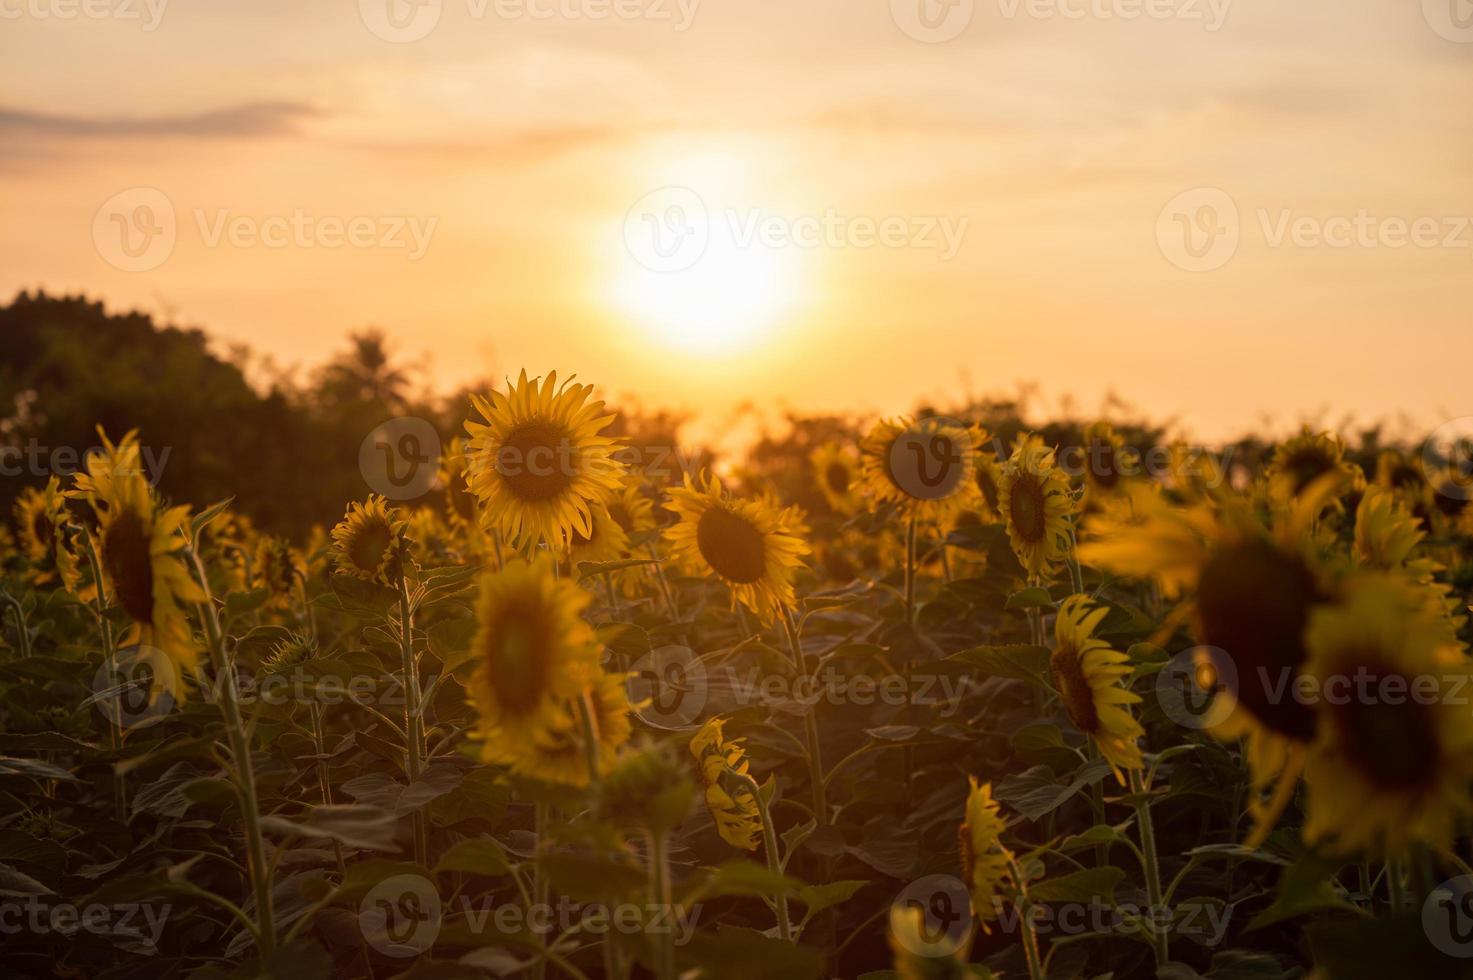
[1267,429,1354,500]
[997,435,1076,577]
[75,465,204,703]
[252,535,302,603]
[968,430,1005,524]
[665,473,809,624]
[1300,580,1473,858]
[488,670,634,788]
[958,777,1014,929]
[465,557,602,765]
[811,442,862,515]
[568,502,632,569]
[689,717,764,851]
[463,370,626,551]
[438,436,480,527]
[329,496,408,585]
[262,631,316,673]
[1078,421,1135,500]
[605,475,657,539]
[1080,474,1344,843]
[1373,449,1425,495]
[1050,596,1145,781]
[860,417,976,517]
[13,477,79,588]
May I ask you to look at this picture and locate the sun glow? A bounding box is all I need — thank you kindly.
[608,150,808,356]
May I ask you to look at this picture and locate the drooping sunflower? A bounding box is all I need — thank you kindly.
[1050,596,1145,781]
[664,473,809,624]
[1080,474,1344,842]
[997,435,1076,577]
[465,557,602,765]
[463,370,626,551]
[958,777,1014,929]
[859,416,976,517]
[811,442,862,516]
[487,670,634,788]
[329,496,408,586]
[74,464,203,703]
[689,717,764,851]
[1300,579,1473,858]
[1267,429,1354,500]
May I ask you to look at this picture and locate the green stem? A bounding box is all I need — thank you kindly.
[0,592,31,659]
[781,609,828,826]
[80,534,125,818]
[647,831,675,980]
[1128,768,1169,967]
[734,771,792,942]
[187,549,276,957]
[1006,854,1046,980]
[903,511,918,625]
[397,574,428,867]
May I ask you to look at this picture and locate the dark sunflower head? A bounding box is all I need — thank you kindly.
[103,503,156,625]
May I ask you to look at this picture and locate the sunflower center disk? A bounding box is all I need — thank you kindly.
[1196,541,1320,742]
[696,507,768,585]
[484,599,553,715]
[1050,646,1101,735]
[348,523,393,575]
[1009,475,1048,542]
[1332,664,1442,790]
[103,509,155,624]
[825,463,851,495]
[498,421,577,502]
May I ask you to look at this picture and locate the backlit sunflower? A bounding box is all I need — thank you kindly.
[1267,429,1354,500]
[13,477,78,588]
[997,435,1076,577]
[1374,450,1426,495]
[438,436,480,528]
[811,442,862,515]
[1078,421,1136,500]
[485,670,634,788]
[665,473,809,624]
[252,535,302,603]
[1300,580,1473,858]
[329,496,408,585]
[1050,596,1145,781]
[958,777,1014,929]
[463,369,626,551]
[74,464,203,703]
[465,557,602,765]
[605,475,657,539]
[689,717,763,851]
[1080,475,1344,843]
[568,502,632,570]
[860,416,976,517]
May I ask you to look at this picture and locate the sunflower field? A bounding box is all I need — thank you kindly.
[3,370,1473,980]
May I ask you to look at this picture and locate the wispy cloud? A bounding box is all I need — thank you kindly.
[0,101,319,140]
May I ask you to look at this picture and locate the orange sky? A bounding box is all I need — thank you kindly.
[3,0,1472,446]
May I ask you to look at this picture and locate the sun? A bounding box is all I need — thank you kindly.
[614,233,801,355]
[607,148,809,356]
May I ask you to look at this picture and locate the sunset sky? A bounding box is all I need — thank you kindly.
[3,0,1471,446]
